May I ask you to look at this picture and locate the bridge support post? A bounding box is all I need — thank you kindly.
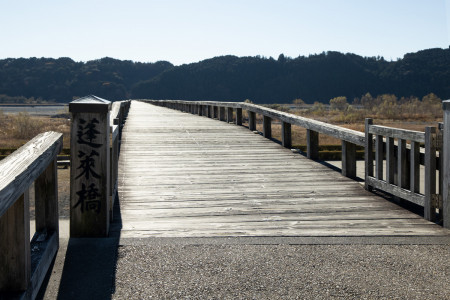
[341,141,356,179]
[213,106,218,119]
[364,118,374,191]
[227,107,233,123]
[219,107,226,121]
[248,111,256,131]
[263,116,272,139]
[207,105,212,118]
[69,96,111,237]
[282,121,291,148]
[236,108,242,125]
[306,129,319,160]
[0,192,30,291]
[198,105,203,116]
[442,101,450,228]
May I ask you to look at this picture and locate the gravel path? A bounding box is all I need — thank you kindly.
[112,243,450,299]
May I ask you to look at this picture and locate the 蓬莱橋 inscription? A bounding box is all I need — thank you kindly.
[69,96,111,237]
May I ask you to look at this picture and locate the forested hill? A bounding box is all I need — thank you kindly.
[1,47,449,104]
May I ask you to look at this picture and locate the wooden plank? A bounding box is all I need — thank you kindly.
[0,192,30,291]
[367,177,425,206]
[0,132,62,218]
[369,125,425,143]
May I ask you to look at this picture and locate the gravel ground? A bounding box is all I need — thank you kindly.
[112,244,450,300]
[30,166,71,219]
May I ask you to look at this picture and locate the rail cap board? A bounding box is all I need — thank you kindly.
[110,102,121,123]
[0,131,63,218]
[110,100,130,123]
[369,125,426,143]
[141,100,365,146]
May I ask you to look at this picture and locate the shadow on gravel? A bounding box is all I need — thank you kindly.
[54,196,122,300]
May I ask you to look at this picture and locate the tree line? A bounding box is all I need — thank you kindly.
[0,47,449,104]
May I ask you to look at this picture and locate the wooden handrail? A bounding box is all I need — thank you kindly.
[0,131,62,298]
[0,131,62,217]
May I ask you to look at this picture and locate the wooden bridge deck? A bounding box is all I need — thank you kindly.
[118,101,450,238]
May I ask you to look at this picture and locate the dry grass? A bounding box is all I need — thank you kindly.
[0,111,70,148]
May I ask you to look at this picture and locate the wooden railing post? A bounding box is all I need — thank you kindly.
[236,108,243,125]
[365,118,373,191]
[341,141,356,179]
[442,100,450,228]
[248,111,256,131]
[213,106,218,119]
[306,129,319,159]
[424,127,437,221]
[263,115,272,139]
[281,121,292,148]
[0,192,30,291]
[219,107,226,121]
[198,105,203,116]
[227,107,233,123]
[207,105,212,118]
[69,95,111,237]
[35,158,59,237]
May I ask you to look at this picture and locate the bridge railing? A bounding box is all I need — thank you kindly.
[0,131,62,299]
[144,99,449,228]
[365,119,442,222]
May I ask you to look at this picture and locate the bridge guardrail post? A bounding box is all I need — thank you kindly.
[306,129,319,160]
[364,118,374,191]
[69,95,111,237]
[263,116,272,139]
[248,111,256,131]
[281,121,292,148]
[227,107,233,123]
[236,108,243,125]
[442,100,450,228]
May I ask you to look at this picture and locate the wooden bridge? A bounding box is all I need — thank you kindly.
[118,101,448,238]
[1,97,450,298]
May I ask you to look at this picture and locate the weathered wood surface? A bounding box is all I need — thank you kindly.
[118,101,450,238]
[0,131,63,218]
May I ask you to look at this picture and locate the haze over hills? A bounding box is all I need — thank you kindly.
[0,47,449,104]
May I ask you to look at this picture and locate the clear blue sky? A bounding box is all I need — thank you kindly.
[0,0,449,65]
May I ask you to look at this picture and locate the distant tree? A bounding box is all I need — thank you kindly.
[329,96,348,111]
[292,98,305,106]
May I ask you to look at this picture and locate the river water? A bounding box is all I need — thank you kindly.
[0,105,68,116]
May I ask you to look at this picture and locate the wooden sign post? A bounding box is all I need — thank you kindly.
[442,100,450,229]
[69,95,111,237]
